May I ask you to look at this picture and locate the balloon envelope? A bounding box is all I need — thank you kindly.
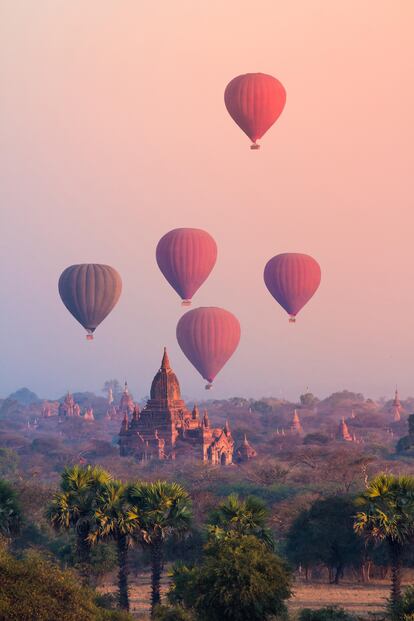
[263,253,321,319]
[176,307,241,385]
[58,264,122,336]
[224,73,286,147]
[156,228,217,304]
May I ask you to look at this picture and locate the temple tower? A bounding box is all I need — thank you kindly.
[391,388,402,422]
[336,417,353,442]
[235,435,257,462]
[290,409,303,434]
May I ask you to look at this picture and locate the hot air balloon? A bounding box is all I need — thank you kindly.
[58,264,122,339]
[156,228,217,306]
[224,73,286,149]
[263,253,321,322]
[176,307,240,389]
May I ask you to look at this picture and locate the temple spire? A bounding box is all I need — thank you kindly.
[161,347,171,370]
[290,409,303,434]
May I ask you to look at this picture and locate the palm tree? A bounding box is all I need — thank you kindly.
[208,493,274,549]
[46,465,112,569]
[354,473,414,618]
[127,480,192,617]
[88,480,140,611]
[0,479,22,543]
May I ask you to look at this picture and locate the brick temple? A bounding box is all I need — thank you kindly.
[118,348,235,464]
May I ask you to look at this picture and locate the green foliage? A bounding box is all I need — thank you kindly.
[0,448,19,477]
[355,474,414,616]
[0,548,96,620]
[88,480,140,610]
[47,465,112,544]
[208,493,274,549]
[396,436,414,453]
[354,474,414,545]
[153,604,195,621]
[299,606,357,621]
[401,585,414,616]
[211,480,295,504]
[0,478,22,541]
[169,535,291,621]
[127,480,192,614]
[286,495,364,582]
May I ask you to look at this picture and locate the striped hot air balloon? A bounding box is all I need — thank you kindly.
[176,307,241,389]
[263,253,321,322]
[58,264,122,339]
[224,73,286,149]
[156,228,217,306]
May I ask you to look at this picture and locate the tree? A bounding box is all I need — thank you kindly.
[88,480,140,611]
[0,448,19,478]
[208,494,274,549]
[300,392,319,408]
[169,535,291,621]
[0,479,22,543]
[299,607,357,621]
[153,605,195,621]
[286,496,364,583]
[0,548,135,621]
[102,380,123,400]
[354,474,414,618]
[47,465,112,572]
[127,481,192,616]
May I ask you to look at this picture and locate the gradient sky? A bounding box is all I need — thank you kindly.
[0,1,413,402]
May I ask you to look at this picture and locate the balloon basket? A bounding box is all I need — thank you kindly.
[289,316,296,323]
[86,334,94,341]
[205,383,213,390]
[250,143,260,150]
[181,299,192,307]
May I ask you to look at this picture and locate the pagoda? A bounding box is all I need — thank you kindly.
[119,348,234,464]
[290,409,303,434]
[390,388,402,422]
[59,392,81,417]
[235,435,257,462]
[336,417,353,442]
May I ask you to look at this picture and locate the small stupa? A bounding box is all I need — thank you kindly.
[290,409,303,434]
[336,417,353,442]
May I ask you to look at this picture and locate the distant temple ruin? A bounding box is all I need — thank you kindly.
[290,409,303,434]
[390,388,402,422]
[58,392,94,422]
[336,417,357,442]
[118,348,235,465]
[235,435,257,462]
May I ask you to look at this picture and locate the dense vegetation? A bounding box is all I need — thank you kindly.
[1,389,414,618]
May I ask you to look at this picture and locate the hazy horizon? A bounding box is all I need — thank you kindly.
[1,1,413,402]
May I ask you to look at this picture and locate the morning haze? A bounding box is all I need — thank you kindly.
[0,1,413,401]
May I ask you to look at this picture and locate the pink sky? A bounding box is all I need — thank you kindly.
[0,1,413,401]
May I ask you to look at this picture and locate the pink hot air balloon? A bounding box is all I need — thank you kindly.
[176,307,241,389]
[224,73,286,149]
[264,253,321,322]
[58,264,122,339]
[156,228,217,306]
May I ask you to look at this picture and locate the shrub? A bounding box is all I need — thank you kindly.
[0,548,134,621]
[153,604,195,621]
[299,606,357,621]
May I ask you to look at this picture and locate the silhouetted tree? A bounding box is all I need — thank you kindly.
[355,474,414,619]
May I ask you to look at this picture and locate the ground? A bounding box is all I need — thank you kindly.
[99,574,410,619]
[289,581,392,617]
